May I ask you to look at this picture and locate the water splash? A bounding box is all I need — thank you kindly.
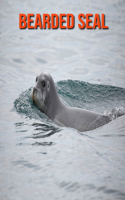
[103,105,125,120]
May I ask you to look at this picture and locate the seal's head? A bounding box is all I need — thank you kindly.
[31,73,60,120]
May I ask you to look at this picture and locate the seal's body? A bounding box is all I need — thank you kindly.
[31,73,111,132]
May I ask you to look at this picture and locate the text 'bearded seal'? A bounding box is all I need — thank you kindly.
[31,73,111,132]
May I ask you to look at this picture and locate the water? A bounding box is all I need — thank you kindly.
[0,0,125,199]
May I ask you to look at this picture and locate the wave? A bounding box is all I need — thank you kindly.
[14,80,125,127]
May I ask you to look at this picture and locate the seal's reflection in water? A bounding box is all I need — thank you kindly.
[31,122,60,139]
[15,121,59,148]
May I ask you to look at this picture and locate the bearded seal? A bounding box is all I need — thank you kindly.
[31,73,111,132]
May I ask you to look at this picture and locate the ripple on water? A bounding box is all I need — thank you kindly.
[14,80,125,133]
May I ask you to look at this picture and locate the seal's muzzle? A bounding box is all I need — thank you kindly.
[31,87,47,114]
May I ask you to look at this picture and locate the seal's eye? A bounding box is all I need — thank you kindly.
[36,76,38,82]
[42,81,45,87]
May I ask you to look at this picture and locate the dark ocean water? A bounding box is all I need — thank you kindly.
[0,0,125,200]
